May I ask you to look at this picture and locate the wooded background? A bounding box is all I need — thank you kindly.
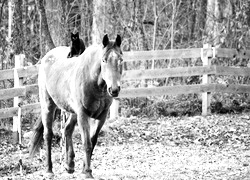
[1,0,250,119]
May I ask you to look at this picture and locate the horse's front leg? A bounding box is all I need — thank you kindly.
[89,109,109,155]
[64,113,77,173]
[77,110,94,179]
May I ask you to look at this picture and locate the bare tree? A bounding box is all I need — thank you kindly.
[81,0,92,46]
[45,0,78,47]
[204,0,221,46]
[0,0,7,27]
[36,0,55,57]
[12,0,24,55]
[92,0,105,44]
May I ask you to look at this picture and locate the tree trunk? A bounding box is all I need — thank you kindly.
[170,0,176,50]
[36,0,55,57]
[188,0,196,41]
[0,0,7,27]
[197,0,207,39]
[82,0,93,46]
[24,0,28,53]
[204,0,221,46]
[138,0,149,51]
[92,0,105,44]
[59,0,68,45]
[12,0,24,55]
[151,0,157,70]
[152,0,158,51]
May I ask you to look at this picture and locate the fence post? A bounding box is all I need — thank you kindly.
[13,54,25,144]
[110,98,119,119]
[201,44,212,116]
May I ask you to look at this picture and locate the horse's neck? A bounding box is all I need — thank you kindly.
[88,50,106,90]
[91,60,103,86]
[97,69,106,89]
[75,45,104,89]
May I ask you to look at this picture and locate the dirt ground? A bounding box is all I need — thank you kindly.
[1,114,250,180]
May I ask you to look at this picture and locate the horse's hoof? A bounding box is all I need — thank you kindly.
[66,168,75,174]
[44,171,54,178]
[81,169,94,179]
[64,164,75,174]
[78,174,94,180]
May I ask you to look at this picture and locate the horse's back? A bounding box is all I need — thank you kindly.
[41,46,70,65]
[39,46,72,82]
[39,46,71,95]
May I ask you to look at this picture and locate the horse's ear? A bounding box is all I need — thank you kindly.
[103,34,109,48]
[115,35,122,47]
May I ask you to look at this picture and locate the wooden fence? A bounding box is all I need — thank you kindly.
[1,46,250,141]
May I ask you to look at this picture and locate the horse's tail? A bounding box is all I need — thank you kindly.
[29,116,44,158]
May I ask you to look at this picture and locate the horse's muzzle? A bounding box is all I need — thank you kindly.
[108,86,120,97]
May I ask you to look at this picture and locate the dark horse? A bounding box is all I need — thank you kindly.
[30,34,123,179]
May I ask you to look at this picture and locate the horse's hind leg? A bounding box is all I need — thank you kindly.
[64,113,77,173]
[40,89,57,174]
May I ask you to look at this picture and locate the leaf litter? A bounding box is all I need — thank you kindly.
[1,114,250,179]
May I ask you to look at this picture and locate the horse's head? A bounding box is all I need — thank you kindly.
[101,34,123,97]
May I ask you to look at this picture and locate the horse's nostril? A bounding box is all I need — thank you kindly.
[108,87,112,94]
[112,89,118,94]
[108,87,120,97]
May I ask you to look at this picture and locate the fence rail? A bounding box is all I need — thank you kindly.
[0,65,39,81]
[0,84,38,100]
[119,84,250,98]
[1,47,250,120]
[0,103,40,119]
[123,48,203,61]
[2,66,250,101]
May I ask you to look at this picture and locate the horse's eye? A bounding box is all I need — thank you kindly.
[119,59,123,65]
[103,57,107,63]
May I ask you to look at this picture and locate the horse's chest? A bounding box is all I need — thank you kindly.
[85,98,112,119]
